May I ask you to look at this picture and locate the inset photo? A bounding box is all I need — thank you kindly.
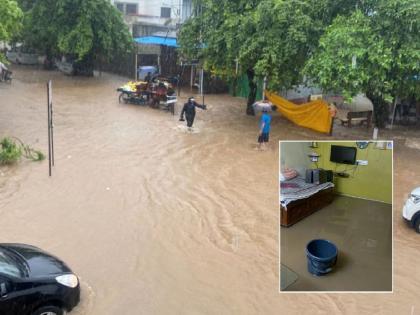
[279,141,393,292]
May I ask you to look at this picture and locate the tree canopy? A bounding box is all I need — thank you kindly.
[180,0,419,123]
[0,0,23,63]
[179,0,358,114]
[305,0,420,126]
[20,0,133,74]
[179,0,262,114]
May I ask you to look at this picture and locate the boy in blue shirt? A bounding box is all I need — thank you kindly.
[258,108,271,150]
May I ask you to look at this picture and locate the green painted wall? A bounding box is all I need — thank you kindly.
[314,142,392,204]
[229,74,263,100]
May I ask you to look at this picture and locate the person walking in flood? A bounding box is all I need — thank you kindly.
[179,97,206,129]
[257,108,271,150]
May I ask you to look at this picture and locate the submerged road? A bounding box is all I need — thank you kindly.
[0,66,419,314]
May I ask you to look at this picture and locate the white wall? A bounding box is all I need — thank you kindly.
[280,142,312,176]
[111,0,184,19]
[181,0,192,21]
[111,0,192,37]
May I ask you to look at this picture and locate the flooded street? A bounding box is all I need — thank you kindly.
[1,66,420,314]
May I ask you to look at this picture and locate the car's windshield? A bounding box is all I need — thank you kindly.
[0,248,24,278]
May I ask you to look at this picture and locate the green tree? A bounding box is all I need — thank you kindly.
[0,0,23,63]
[16,0,36,11]
[179,0,357,115]
[251,0,358,89]
[22,0,133,75]
[179,0,262,114]
[21,0,60,68]
[305,0,420,127]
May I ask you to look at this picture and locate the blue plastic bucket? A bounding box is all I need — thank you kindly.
[306,239,338,276]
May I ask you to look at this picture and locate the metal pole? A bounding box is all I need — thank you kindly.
[50,84,54,166]
[47,82,52,177]
[199,3,204,99]
[390,97,397,129]
[202,68,205,106]
[190,65,194,91]
[135,45,138,80]
[178,62,183,97]
[201,67,206,108]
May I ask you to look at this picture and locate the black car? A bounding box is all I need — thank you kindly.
[0,243,80,315]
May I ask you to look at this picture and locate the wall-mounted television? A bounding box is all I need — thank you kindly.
[330,145,357,165]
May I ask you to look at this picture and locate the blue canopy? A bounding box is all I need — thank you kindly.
[134,36,178,47]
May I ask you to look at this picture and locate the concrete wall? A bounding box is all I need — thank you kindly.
[280,142,312,176]
[110,0,193,37]
[181,0,193,22]
[111,0,189,24]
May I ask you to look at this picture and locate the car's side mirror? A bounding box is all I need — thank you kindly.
[0,282,8,297]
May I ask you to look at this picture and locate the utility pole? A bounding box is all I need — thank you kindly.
[134,44,138,80]
[200,2,204,105]
[47,80,54,176]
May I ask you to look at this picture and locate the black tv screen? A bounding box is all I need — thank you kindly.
[330,145,357,164]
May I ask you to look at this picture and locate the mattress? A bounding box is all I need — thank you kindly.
[280,176,334,208]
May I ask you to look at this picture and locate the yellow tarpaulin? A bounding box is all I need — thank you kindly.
[265,90,333,134]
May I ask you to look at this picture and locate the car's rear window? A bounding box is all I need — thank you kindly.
[0,250,22,277]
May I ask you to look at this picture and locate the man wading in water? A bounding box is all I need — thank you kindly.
[179,97,206,130]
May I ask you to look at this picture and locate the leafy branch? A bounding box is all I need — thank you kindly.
[0,137,45,164]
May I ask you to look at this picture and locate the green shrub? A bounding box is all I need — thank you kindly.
[23,146,45,161]
[0,137,45,164]
[0,138,22,164]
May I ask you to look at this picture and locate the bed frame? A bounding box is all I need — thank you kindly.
[281,187,334,227]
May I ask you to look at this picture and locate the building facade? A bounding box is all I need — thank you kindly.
[110,0,193,37]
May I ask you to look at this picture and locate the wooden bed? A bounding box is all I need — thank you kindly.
[281,187,334,227]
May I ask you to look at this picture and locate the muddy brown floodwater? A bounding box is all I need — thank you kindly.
[0,65,420,315]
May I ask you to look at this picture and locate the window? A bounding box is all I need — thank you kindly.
[115,2,137,15]
[0,251,22,278]
[161,7,171,18]
[126,3,138,15]
[115,3,124,12]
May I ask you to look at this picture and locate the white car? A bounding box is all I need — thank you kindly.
[403,187,420,232]
[56,60,74,75]
[6,49,39,65]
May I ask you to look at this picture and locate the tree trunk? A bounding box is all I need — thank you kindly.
[366,92,389,128]
[246,68,256,116]
[43,48,54,70]
[73,53,94,76]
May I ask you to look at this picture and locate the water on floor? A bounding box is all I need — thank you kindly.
[281,196,392,291]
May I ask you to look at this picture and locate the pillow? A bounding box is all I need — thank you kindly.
[281,167,298,181]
